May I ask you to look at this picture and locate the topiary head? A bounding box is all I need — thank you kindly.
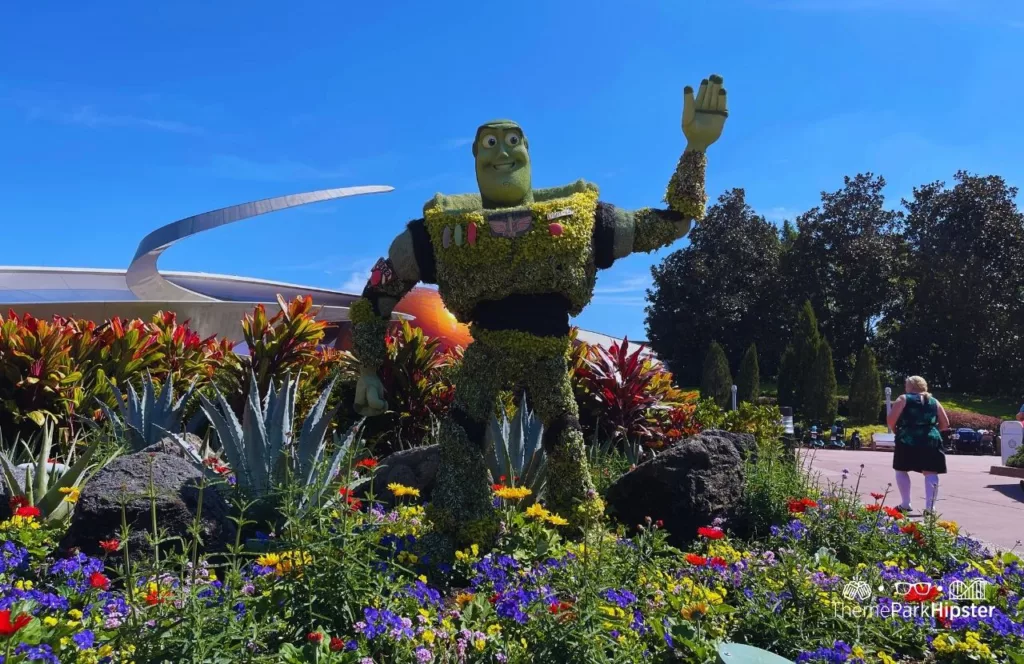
[473,119,531,208]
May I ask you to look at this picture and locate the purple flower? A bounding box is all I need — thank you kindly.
[72,629,96,650]
[415,647,433,663]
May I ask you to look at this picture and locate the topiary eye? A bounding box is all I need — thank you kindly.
[505,133,521,147]
[480,134,498,149]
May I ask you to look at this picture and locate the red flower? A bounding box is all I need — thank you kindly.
[870,492,885,501]
[883,507,904,519]
[491,484,506,491]
[89,572,110,590]
[0,609,31,637]
[145,587,167,606]
[8,496,28,512]
[307,632,324,644]
[338,488,362,511]
[685,553,707,566]
[900,523,919,534]
[499,476,507,483]
[904,583,940,602]
[355,458,378,470]
[655,520,664,529]
[708,556,728,568]
[697,527,724,540]
[329,637,345,651]
[14,505,40,519]
[864,504,882,512]
[800,498,818,509]
[787,499,807,514]
[99,539,121,553]
[489,593,500,605]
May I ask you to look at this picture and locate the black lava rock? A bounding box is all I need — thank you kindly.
[60,450,235,559]
[605,430,755,547]
[357,444,439,509]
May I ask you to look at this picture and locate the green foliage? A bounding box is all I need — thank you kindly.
[791,300,822,414]
[805,340,838,425]
[484,392,547,503]
[197,371,340,500]
[878,171,1024,395]
[848,346,882,424]
[735,435,810,539]
[737,343,760,403]
[700,341,732,409]
[782,174,904,380]
[95,372,198,452]
[360,320,460,454]
[776,344,797,410]
[694,398,783,447]
[646,188,787,385]
[0,422,115,522]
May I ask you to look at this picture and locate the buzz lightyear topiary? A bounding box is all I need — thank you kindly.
[350,74,730,555]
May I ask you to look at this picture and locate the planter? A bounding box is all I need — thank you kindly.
[989,465,1024,479]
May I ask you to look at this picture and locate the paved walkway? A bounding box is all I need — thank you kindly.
[800,449,1024,553]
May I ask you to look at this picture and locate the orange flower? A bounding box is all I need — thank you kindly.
[355,458,378,470]
[99,539,121,553]
[685,553,707,566]
[864,504,882,512]
[883,506,904,519]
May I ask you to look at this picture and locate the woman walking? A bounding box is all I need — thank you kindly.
[886,376,950,515]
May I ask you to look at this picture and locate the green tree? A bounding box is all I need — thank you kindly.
[782,174,905,380]
[877,171,1024,394]
[848,346,882,424]
[805,340,838,425]
[776,344,798,409]
[737,343,760,403]
[646,189,787,385]
[700,341,733,409]
[791,300,822,413]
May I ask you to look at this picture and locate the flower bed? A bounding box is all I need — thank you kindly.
[0,459,1021,664]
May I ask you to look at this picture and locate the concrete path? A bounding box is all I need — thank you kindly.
[800,449,1024,554]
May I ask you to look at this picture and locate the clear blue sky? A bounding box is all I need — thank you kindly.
[2,0,1022,342]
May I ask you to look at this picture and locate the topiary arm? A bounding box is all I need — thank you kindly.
[350,219,435,372]
[592,200,695,268]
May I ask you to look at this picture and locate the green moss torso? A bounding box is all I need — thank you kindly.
[423,180,599,322]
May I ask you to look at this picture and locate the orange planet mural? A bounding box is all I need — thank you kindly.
[392,287,473,351]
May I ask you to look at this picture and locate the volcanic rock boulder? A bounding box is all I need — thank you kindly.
[358,444,440,509]
[605,430,755,547]
[61,450,235,559]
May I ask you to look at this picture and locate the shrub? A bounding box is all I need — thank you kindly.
[804,340,838,425]
[792,300,822,412]
[1007,445,1024,468]
[776,344,798,410]
[737,343,760,403]
[945,409,1002,431]
[700,341,732,409]
[849,346,882,424]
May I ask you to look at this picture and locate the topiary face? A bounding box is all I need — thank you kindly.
[473,120,531,208]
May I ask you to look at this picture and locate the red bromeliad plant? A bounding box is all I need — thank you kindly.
[573,332,701,453]
[575,337,670,449]
[236,295,328,398]
[0,311,84,432]
[365,320,461,453]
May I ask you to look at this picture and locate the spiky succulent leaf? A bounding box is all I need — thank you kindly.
[36,436,104,517]
[199,387,251,490]
[298,375,340,486]
[240,373,272,494]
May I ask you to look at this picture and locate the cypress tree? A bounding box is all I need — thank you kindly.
[701,341,733,409]
[849,346,882,424]
[737,343,760,403]
[792,300,822,412]
[777,344,797,408]
[806,340,838,424]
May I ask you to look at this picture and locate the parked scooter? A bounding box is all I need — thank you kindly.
[951,428,984,455]
[806,425,825,449]
[977,429,996,456]
[829,420,846,449]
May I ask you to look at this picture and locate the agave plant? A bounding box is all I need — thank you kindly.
[197,370,363,508]
[94,372,199,452]
[0,422,114,522]
[484,392,547,504]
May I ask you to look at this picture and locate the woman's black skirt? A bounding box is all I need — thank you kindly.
[893,441,947,473]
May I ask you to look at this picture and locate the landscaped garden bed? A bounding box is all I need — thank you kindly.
[0,302,1021,663]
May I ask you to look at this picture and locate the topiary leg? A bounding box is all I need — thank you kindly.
[424,339,504,557]
[524,353,602,526]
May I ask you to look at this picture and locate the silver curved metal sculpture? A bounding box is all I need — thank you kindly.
[126,185,394,301]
